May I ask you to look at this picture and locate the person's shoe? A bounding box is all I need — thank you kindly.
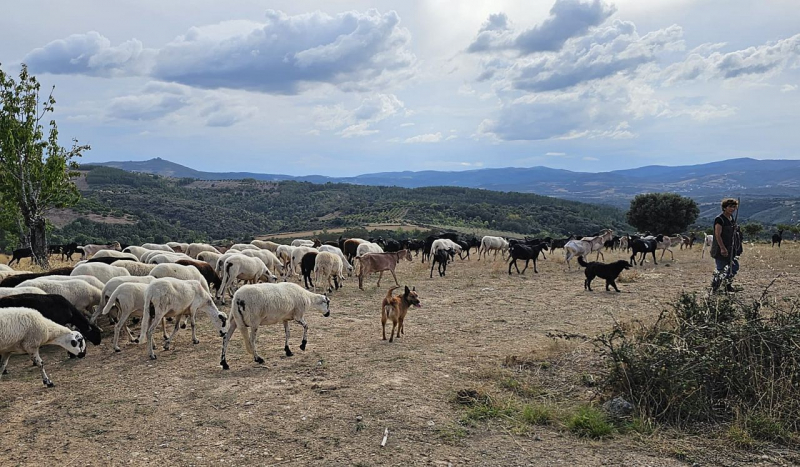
[726,283,742,293]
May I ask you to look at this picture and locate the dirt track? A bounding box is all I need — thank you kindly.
[1,243,798,466]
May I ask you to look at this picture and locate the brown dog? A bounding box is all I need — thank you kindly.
[381,285,421,342]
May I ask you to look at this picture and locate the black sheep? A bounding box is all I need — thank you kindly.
[300,251,319,289]
[0,267,75,288]
[0,293,103,346]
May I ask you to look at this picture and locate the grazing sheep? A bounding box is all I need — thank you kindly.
[80,242,121,259]
[197,251,223,269]
[318,245,354,277]
[217,255,276,303]
[166,242,189,254]
[149,263,210,292]
[356,242,384,258]
[27,274,105,292]
[219,282,330,369]
[300,251,319,290]
[0,266,75,288]
[92,276,157,324]
[111,260,158,276]
[0,294,102,346]
[139,278,229,360]
[241,249,284,277]
[71,263,130,284]
[147,253,193,265]
[214,251,244,276]
[141,243,174,253]
[92,250,139,261]
[121,246,153,261]
[175,259,222,292]
[100,282,153,352]
[229,243,260,252]
[185,243,219,259]
[0,287,47,298]
[290,246,318,280]
[17,279,103,315]
[0,307,86,387]
[0,264,13,272]
[314,251,345,293]
[478,236,509,261]
[250,240,280,252]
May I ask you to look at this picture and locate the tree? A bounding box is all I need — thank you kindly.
[626,193,699,234]
[741,222,763,240]
[0,64,89,268]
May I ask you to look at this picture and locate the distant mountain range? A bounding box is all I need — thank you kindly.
[89,157,800,224]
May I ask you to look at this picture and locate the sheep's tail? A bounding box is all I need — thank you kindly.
[577,256,589,268]
[138,293,155,343]
[101,288,122,316]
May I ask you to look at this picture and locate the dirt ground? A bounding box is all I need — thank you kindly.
[1,242,799,466]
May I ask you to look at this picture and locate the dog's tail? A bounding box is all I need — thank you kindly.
[385,285,401,303]
[577,256,589,268]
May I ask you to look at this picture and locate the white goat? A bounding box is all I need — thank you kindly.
[356,242,383,258]
[219,282,330,369]
[139,278,229,360]
[0,307,87,387]
[701,234,714,258]
[478,236,509,261]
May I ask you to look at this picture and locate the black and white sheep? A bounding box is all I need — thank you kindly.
[0,294,102,346]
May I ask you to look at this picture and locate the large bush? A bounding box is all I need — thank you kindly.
[598,289,800,438]
[626,193,699,234]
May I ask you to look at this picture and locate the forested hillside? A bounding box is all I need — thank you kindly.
[23,166,632,247]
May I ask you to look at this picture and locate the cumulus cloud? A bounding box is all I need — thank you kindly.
[107,85,190,121]
[663,33,800,84]
[23,10,416,94]
[782,84,798,93]
[313,93,405,137]
[468,1,615,54]
[404,132,442,143]
[24,31,154,77]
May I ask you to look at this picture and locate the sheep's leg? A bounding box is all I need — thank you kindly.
[113,304,135,351]
[297,318,309,351]
[161,318,169,340]
[163,316,182,351]
[220,318,238,370]
[282,321,293,357]
[189,312,199,345]
[30,349,53,387]
[145,311,163,360]
[0,353,10,377]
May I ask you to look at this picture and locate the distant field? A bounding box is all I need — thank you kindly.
[1,242,798,465]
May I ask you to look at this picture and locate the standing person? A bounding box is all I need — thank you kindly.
[710,198,742,292]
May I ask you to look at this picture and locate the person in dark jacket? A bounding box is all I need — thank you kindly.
[710,198,742,292]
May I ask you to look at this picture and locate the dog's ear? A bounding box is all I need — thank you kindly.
[412,286,415,291]
[404,285,410,296]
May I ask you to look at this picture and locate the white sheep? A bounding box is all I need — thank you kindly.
[111,260,158,276]
[122,245,153,260]
[313,251,345,293]
[229,243,260,251]
[166,242,189,254]
[250,240,280,252]
[92,250,139,261]
[149,263,210,292]
[242,249,284,276]
[219,282,330,369]
[92,276,157,324]
[147,253,192,265]
[356,241,384,258]
[217,255,276,303]
[291,239,315,247]
[275,244,296,274]
[71,263,131,284]
[186,243,219,259]
[0,287,46,298]
[213,251,243,276]
[100,282,156,352]
[31,274,105,291]
[289,246,318,279]
[17,279,102,314]
[139,278,229,360]
[0,270,32,281]
[0,264,14,272]
[141,243,174,252]
[318,245,354,276]
[0,307,87,387]
[197,251,222,268]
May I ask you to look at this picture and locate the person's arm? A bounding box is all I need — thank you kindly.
[714,222,728,257]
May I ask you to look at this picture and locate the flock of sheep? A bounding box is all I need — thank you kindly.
[0,230,720,387]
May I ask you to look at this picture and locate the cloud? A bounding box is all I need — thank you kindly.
[400,122,415,127]
[23,10,416,94]
[468,1,615,54]
[24,31,154,77]
[107,86,190,121]
[404,132,442,143]
[582,156,599,161]
[782,84,798,93]
[314,93,405,137]
[545,152,567,156]
[663,33,800,84]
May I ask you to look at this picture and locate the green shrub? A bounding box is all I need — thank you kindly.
[566,405,614,438]
[520,404,554,426]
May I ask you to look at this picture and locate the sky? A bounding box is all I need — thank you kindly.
[1,0,799,177]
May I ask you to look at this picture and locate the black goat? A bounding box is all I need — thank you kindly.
[430,248,453,278]
[301,251,318,289]
[577,256,630,292]
[384,240,402,253]
[0,266,75,288]
[0,293,103,346]
[549,236,574,253]
[772,230,784,248]
[407,239,424,256]
[508,243,547,275]
[7,248,33,267]
[456,240,471,260]
[629,236,662,266]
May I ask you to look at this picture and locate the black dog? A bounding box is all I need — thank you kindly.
[577,256,631,292]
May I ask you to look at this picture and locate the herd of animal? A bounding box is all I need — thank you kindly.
[0,227,789,387]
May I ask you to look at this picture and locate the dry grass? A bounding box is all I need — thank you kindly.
[0,242,798,466]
